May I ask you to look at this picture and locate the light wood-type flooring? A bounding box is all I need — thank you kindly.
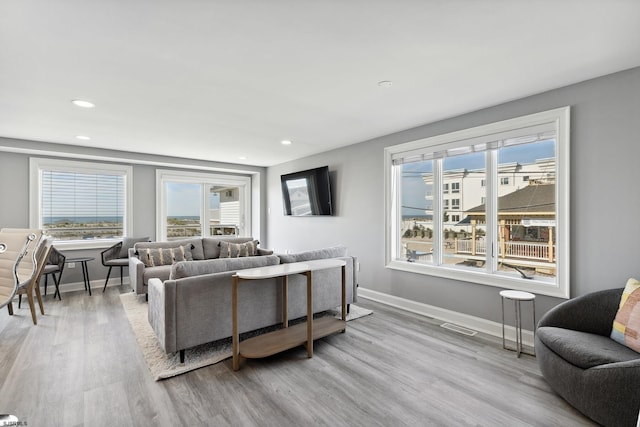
[0,287,594,426]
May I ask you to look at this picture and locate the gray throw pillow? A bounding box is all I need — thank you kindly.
[138,245,193,267]
[218,240,259,258]
[119,236,149,258]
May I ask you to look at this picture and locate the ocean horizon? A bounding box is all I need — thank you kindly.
[44,215,200,224]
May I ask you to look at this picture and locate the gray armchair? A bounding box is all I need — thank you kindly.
[535,288,640,427]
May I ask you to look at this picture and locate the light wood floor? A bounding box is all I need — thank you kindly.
[0,287,594,427]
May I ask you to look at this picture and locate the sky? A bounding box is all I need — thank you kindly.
[166,183,221,217]
[401,140,555,217]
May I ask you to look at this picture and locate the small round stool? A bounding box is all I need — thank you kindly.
[500,290,536,357]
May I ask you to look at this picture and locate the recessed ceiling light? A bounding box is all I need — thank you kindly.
[75,135,91,140]
[281,140,292,146]
[377,80,393,87]
[238,156,247,160]
[71,99,95,108]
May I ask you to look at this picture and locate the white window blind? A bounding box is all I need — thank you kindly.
[30,158,132,244]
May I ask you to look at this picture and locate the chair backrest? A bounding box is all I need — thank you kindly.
[48,245,66,271]
[0,228,45,285]
[0,230,42,309]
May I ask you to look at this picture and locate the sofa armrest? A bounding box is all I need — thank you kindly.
[537,288,624,336]
[129,256,146,295]
[148,278,177,354]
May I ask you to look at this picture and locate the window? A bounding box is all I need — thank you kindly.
[443,183,449,193]
[385,107,570,298]
[451,182,460,193]
[30,158,132,246]
[157,170,251,241]
[451,215,460,222]
[522,176,530,182]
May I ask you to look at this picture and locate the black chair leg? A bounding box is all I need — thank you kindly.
[44,274,48,296]
[120,266,124,286]
[103,266,113,292]
[53,273,62,300]
[18,294,22,309]
[180,350,185,363]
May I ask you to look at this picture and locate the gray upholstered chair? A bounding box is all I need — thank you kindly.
[535,288,640,427]
[101,237,148,292]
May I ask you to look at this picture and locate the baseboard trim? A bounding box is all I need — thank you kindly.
[41,278,131,296]
[358,287,535,348]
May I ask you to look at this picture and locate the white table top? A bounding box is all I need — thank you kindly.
[499,290,536,300]
[235,258,346,280]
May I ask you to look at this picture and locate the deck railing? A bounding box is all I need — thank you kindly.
[456,239,554,262]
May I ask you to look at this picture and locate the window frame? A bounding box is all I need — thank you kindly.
[384,107,570,298]
[156,169,252,241]
[29,157,133,250]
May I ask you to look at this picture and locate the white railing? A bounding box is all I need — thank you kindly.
[456,239,554,262]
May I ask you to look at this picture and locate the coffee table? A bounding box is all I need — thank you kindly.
[232,259,347,371]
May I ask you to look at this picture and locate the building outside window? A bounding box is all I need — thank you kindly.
[451,182,460,193]
[385,107,570,298]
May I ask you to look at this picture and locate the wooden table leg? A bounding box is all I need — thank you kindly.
[282,275,288,328]
[232,275,240,371]
[341,265,346,322]
[306,271,313,358]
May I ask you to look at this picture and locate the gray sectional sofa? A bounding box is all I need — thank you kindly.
[129,237,272,296]
[146,245,357,361]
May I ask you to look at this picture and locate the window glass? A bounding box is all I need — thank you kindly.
[496,140,556,282]
[166,182,202,239]
[31,158,131,244]
[442,153,486,270]
[157,170,250,241]
[385,107,569,298]
[401,161,434,264]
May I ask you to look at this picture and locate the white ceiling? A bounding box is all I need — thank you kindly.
[1,1,639,167]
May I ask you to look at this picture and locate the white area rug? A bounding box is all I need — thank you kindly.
[119,292,372,381]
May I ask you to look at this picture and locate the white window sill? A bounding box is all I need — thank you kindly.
[386,259,568,299]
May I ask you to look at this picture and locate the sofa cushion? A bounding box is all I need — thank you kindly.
[202,237,254,259]
[611,278,640,352]
[118,236,149,258]
[138,245,193,267]
[278,245,347,263]
[170,255,281,279]
[134,238,204,260]
[537,326,640,369]
[143,265,172,284]
[219,240,259,258]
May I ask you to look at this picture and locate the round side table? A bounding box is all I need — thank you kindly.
[500,290,536,357]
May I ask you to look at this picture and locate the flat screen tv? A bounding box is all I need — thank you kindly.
[281,166,333,216]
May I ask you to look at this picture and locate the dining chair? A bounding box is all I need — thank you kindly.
[0,231,39,311]
[13,239,51,325]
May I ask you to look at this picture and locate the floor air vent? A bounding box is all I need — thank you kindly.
[440,322,478,336]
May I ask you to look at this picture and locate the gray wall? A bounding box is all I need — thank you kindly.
[0,139,266,289]
[266,66,640,323]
